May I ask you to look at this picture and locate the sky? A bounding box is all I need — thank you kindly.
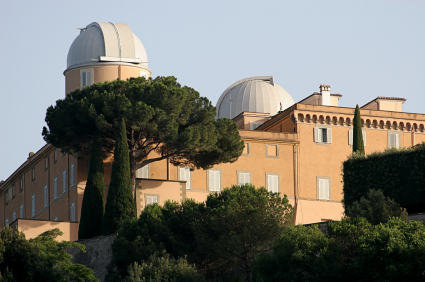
[1,0,424,181]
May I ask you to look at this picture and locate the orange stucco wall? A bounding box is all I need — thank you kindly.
[10,219,79,241]
[65,65,151,94]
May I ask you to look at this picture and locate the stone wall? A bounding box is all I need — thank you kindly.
[68,234,117,282]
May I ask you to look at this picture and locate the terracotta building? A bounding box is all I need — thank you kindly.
[1,22,425,241]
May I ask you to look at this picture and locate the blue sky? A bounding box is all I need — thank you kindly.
[1,0,424,180]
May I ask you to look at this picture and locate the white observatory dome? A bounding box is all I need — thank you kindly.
[66,22,149,71]
[216,76,295,119]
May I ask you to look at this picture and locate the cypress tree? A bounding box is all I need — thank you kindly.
[103,117,136,235]
[353,104,365,155]
[78,134,105,239]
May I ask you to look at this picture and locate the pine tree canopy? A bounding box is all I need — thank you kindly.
[42,76,245,194]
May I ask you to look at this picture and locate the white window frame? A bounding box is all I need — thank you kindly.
[136,164,151,179]
[54,176,58,199]
[20,203,24,218]
[265,144,279,158]
[348,129,367,146]
[207,169,222,192]
[31,194,36,217]
[71,202,76,222]
[44,184,48,207]
[388,131,400,149]
[317,177,331,200]
[242,142,251,156]
[145,194,159,206]
[80,69,93,88]
[70,163,75,187]
[12,210,16,222]
[178,167,192,190]
[237,170,252,186]
[266,173,280,193]
[62,169,67,194]
[314,126,332,144]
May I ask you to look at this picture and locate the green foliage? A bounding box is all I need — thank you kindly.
[0,227,98,282]
[124,251,205,282]
[343,142,425,213]
[254,225,329,282]
[79,134,105,239]
[106,200,204,281]
[352,105,364,155]
[346,189,407,225]
[107,185,293,282]
[42,76,244,193]
[196,184,293,280]
[103,118,136,235]
[254,217,425,282]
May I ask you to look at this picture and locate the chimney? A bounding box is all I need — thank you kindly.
[320,84,331,106]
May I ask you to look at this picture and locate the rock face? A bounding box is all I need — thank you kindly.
[68,234,117,282]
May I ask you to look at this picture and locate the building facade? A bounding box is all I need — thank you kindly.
[1,22,425,240]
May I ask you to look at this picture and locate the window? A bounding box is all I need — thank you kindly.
[5,191,8,205]
[44,184,48,207]
[178,167,192,190]
[54,215,58,221]
[62,150,66,157]
[5,218,8,227]
[54,176,58,199]
[12,185,15,199]
[31,167,35,182]
[19,177,24,192]
[237,170,251,185]
[208,170,221,192]
[53,149,58,163]
[140,71,148,79]
[70,163,75,187]
[80,69,93,88]
[266,173,280,193]
[44,156,49,170]
[145,195,159,206]
[71,202,76,222]
[62,169,67,193]
[317,177,331,200]
[8,187,12,201]
[136,164,150,179]
[242,142,251,156]
[388,132,400,149]
[31,194,36,217]
[266,144,279,158]
[314,127,332,144]
[250,121,263,130]
[12,210,16,222]
[20,203,24,218]
[348,130,366,146]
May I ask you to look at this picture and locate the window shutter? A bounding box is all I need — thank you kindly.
[87,70,92,86]
[314,128,320,142]
[362,131,366,146]
[395,134,400,149]
[348,130,353,145]
[238,173,244,185]
[318,179,324,199]
[327,128,332,144]
[186,168,191,189]
[324,180,330,200]
[214,171,221,191]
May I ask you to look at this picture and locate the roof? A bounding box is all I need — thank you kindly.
[361,96,406,108]
[297,92,343,104]
[216,76,295,119]
[66,22,149,72]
